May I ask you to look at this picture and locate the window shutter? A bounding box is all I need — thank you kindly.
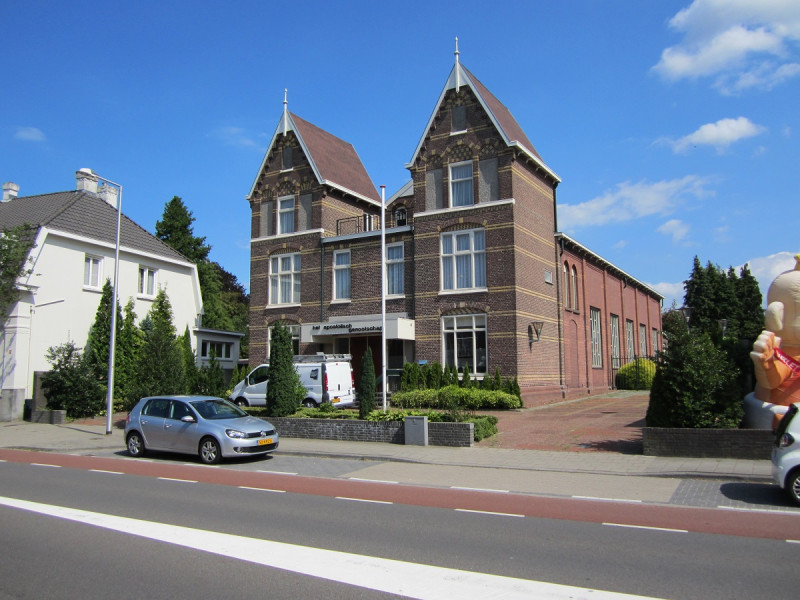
[299,193,312,231]
[261,200,274,237]
[478,158,498,203]
[425,168,443,211]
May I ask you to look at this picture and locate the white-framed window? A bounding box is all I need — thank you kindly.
[267,322,300,356]
[449,161,474,207]
[610,314,621,369]
[200,341,232,359]
[386,243,404,296]
[333,250,351,301]
[278,195,295,234]
[544,269,553,285]
[451,105,467,132]
[625,319,635,362]
[138,266,157,297]
[639,324,647,357]
[562,263,569,308]
[83,255,102,289]
[441,228,486,291]
[652,328,659,355]
[442,313,487,375]
[269,253,301,305]
[590,307,603,368]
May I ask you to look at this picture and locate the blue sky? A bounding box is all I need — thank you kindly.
[3,0,799,308]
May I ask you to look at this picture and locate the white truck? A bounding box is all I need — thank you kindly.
[229,353,355,408]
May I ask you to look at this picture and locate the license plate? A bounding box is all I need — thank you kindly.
[258,438,273,446]
[333,397,340,403]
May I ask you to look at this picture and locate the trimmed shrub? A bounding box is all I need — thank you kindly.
[391,386,522,411]
[616,358,656,390]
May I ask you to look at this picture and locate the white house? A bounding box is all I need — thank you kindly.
[0,169,238,420]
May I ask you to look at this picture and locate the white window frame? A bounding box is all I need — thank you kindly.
[200,340,232,359]
[269,253,301,306]
[639,324,647,357]
[625,319,635,362]
[441,313,487,375]
[440,228,486,292]
[83,255,102,290]
[610,314,621,369]
[590,307,603,368]
[386,243,404,297]
[278,195,295,235]
[333,250,351,302]
[138,266,157,298]
[449,160,474,207]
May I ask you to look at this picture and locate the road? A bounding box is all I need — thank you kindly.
[2,451,800,599]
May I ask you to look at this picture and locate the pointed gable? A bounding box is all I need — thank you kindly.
[406,61,560,184]
[250,110,380,207]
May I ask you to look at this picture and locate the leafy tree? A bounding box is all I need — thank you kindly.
[128,290,185,406]
[0,224,36,323]
[41,342,105,418]
[357,347,376,418]
[265,322,301,417]
[647,313,743,428]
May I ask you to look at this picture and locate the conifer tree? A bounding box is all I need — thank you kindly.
[265,322,300,417]
[357,346,376,419]
[736,264,764,341]
[84,280,123,387]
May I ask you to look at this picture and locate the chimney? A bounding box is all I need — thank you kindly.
[2,182,19,202]
[75,168,98,193]
[97,182,119,209]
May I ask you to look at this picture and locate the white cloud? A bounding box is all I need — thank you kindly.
[14,126,46,142]
[657,219,690,243]
[211,126,262,148]
[669,116,766,153]
[649,281,686,309]
[744,251,800,297]
[653,0,800,93]
[558,176,713,230]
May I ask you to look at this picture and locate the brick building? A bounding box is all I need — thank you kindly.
[246,55,662,406]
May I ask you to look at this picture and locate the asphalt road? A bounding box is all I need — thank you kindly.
[2,455,799,599]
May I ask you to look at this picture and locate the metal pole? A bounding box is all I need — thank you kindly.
[380,186,387,412]
[96,174,122,435]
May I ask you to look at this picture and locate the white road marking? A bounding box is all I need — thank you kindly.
[31,463,60,468]
[349,477,399,484]
[257,470,298,475]
[718,506,800,516]
[157,477,197,483]
[238,486,285,493]
[455,508,524,518]
[451,486,509,494]
[0,496,664,600]
[603,523,687,533]
[89,469,124,475]
[336,497,393,505]
[573,496,642,503]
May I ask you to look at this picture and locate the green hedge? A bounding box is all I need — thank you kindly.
[391,385,523,410]
[615,358,656,390]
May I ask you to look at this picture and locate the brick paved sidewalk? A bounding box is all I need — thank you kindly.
[477,391,650,453]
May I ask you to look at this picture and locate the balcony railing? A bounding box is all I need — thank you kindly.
[335,213,411,236]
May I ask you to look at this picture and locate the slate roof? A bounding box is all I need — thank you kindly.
[250,111,380,206]
[0,190,190,264]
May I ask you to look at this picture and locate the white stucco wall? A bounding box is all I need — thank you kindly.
[1,228,202,399]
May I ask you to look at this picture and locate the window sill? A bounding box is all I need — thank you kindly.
[83,286,103,293]
[449,130,467,136]
[137,294,156,301]
[439,288,489,296]
[267,303,301,309]
[330,299,351,305]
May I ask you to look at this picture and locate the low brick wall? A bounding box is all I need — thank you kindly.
[268,417,473,447]
[28,409,67,424]
[643,427,773,459]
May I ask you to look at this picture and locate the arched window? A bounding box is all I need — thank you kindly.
[563,262,570,308]
[394,206,407,227]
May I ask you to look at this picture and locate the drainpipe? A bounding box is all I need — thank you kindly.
[553,184,565,393]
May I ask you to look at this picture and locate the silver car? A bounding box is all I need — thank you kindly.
[773,402,800,506]
[124,395,279,464]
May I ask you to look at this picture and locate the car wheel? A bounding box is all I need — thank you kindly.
[199,437,222,465]
[303,399,316,408]
[127,432,146,458]
[234,398,248,408]
[788,470,800,507]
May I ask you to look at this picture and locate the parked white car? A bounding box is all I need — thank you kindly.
[772,402,800,506]
[230,354,355,408]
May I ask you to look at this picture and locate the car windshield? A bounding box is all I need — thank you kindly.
[190,399,247,420]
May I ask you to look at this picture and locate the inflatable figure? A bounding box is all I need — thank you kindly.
[745,254,800,428]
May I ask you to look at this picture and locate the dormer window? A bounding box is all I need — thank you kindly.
[394,207,407,227]
[451,105,466,133]
[282,146,293,170]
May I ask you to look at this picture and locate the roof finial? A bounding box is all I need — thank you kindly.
[282,88,289,135]
[454,37,461,92]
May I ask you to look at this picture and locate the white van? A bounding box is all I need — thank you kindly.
[229,354,355,409]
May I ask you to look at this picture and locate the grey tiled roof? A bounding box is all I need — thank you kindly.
[0,190,190,264]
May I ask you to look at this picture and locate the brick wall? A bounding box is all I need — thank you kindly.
[643,427,773,459]
[268,417,474,447]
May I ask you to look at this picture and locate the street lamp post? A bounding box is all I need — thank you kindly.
[94,173,123,435]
